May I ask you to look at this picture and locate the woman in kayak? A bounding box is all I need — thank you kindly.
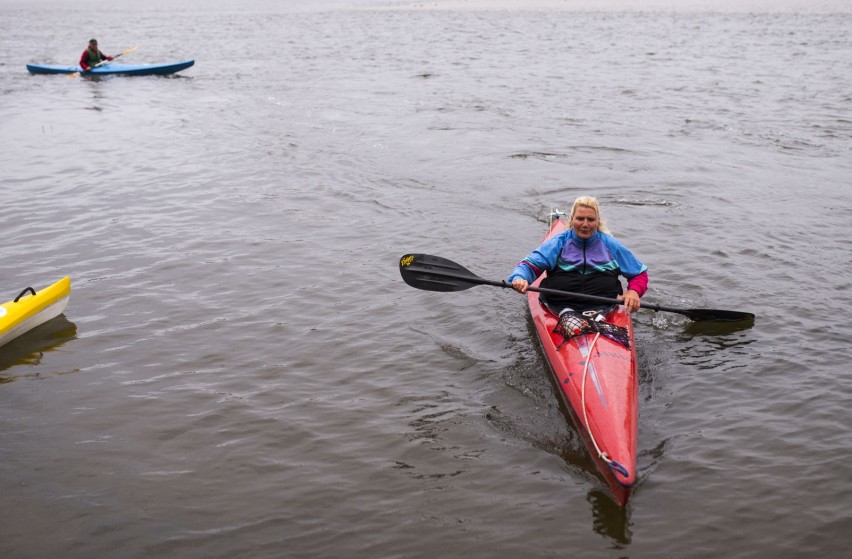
[507,196,648,313]
[79,39,113,71]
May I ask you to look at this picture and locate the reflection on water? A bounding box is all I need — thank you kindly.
[0,315,77,380]
[588,488,632,546]
[681,318,756,338]
[676,328,757,370]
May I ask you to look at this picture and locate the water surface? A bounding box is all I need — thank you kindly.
[1,1,851,557]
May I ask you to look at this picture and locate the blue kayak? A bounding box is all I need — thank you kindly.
[26,60,194,76]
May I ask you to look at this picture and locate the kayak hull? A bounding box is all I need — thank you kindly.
[528,219,638,506]
[0,277,71,348]
[26,60,194,76]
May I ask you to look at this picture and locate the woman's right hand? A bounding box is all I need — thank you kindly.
[512,278,529,293]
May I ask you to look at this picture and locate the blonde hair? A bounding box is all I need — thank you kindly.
[569,196,610,234]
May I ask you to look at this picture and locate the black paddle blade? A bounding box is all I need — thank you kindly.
[399,253,492,292]
[680,308,755,323]
[654,305,755,323]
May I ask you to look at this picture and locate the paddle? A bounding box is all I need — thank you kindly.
[399,253,755,323]
[69,46,138,78]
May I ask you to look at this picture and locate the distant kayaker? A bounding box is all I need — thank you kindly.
[507,196,648,313]
[79,39,113,71]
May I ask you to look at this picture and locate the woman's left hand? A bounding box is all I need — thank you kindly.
[619,290,641,313]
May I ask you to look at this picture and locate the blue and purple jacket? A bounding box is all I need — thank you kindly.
[507,229,648,309]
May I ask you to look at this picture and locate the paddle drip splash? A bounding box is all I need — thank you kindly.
[554,309,631,349]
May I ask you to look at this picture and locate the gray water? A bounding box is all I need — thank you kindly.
[2,0,852,557]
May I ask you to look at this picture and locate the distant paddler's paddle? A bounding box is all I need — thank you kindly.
[69,46,138,78]
[399,253,755,323]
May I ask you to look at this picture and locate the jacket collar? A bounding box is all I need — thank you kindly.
[566,229,602,246]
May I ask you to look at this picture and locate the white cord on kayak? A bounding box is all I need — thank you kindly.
[580,331,613,466]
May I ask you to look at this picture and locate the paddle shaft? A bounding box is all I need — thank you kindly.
[506,279,749,319]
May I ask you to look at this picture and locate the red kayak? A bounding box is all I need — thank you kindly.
[527,216,638,506]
